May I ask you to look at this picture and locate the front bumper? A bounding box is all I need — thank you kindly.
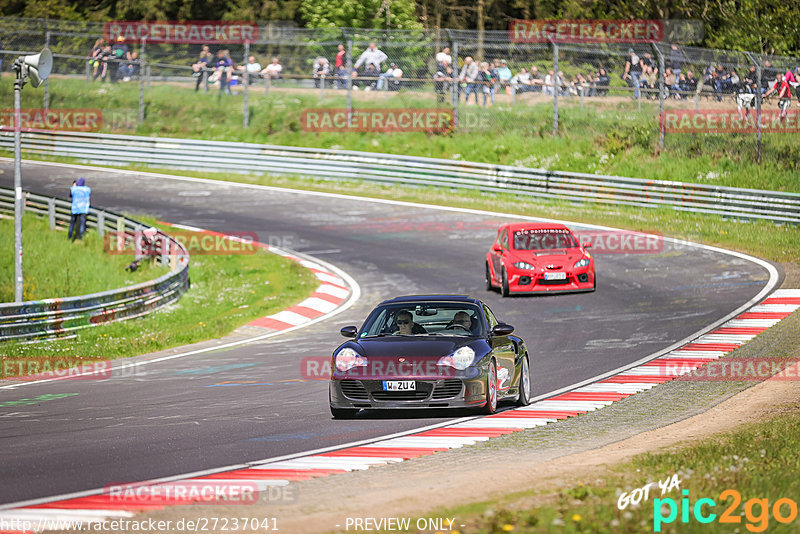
[329,377,488,409]
[507,267,595,293]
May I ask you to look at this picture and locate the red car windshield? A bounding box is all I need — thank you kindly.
[513,229,578,250]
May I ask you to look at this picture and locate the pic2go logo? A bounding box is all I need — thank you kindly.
[654,489,798,532]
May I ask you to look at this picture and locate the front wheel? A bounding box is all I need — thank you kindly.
[482,360,498,414]
[485,262,494,291]
[501,269,510,298]
[516,354,531,406]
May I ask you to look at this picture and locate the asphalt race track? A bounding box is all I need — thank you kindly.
[0,160,779,505]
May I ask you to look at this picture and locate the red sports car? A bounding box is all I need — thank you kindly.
[486,223,595,296]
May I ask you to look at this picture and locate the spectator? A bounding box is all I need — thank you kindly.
[214,49,233,95]
[94,44,113,82]
[762,60,777,92]
[124,51,139,80]
[683,70,698,94]
[433,60,454,103]
[743,65,759,94]
[511,67,531,93]
[354,42,388,72]
[623,48,642,99]
[669,44,686,75]
[237,56,262,84]
[543,69,556,96]
[557,70,568,96]
[192,45,213,91]
[785,67,800,106]
[436,47,452,68]
[110,36,131,83]
[641,52,656,73]
[497,59,512,95]
[68,178,91,241]
[595,68,610,96]
[529,65,543,92]
[664,67,680,99]
[764,72,792,120]
[377,62,403,90]
[118,50,137,82]
[261,57,282,81]
[313,57,331,88]
[640,65,657,99]
[459,56,480,104]
[362,63,379,90]
[479,61,496,106]
[334,44,347,88]
[89,38,106,80]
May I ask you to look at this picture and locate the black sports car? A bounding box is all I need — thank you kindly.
[329,295,532,418]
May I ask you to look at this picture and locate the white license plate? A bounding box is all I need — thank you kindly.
[383,380,416,391]
[544,272,567,280]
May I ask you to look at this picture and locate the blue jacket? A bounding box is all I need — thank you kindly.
[70,185,91,214]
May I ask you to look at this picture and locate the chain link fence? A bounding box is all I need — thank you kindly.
[1,17,798,163]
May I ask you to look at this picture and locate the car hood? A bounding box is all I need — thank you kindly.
[335,336,485,379]
[512,249,585,266]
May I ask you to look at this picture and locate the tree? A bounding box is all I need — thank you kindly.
[300,0,422,30]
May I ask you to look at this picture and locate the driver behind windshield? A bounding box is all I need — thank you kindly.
[395,310,427,335]
[451,311,473,331]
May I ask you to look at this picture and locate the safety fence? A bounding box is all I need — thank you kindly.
[1,17,798,160]
[1,130,797,224]
[0,186,190,342]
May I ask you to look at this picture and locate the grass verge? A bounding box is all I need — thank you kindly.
[2,76,799,192]
[0,215,319,360]
[427,402,800,533]
[0,212,160,302]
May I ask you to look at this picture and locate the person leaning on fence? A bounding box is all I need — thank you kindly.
[496,59,512,95]
[192,45,213,91]
[459,57,480,104]
[214,49,234,95]
[237,56,262,84]
[594,68,610,96]
[764,72,792,120]
[433,60,454,103]
[478,61,496,106]
[313,57,331,87]
[436,47,452,69]
[511,67,531,93]
[354,42,388,73]
[261,57,282,81]
[623,48,642,99]
[94,44,113,82]
[68,178,91,241]
[334,45,348,89]
[111,36,132,82]
[89,38,106,80]
[377,62,402,90]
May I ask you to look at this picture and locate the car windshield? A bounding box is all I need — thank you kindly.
[513,228,578,250]
[359,303,485,338]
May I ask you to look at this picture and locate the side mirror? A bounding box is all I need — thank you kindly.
[583,242,592,249]
[491,324,515,336]
[340,326,358,338]
[492,245,503,253]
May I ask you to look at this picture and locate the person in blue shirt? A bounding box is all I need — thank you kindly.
[69,177,91,240]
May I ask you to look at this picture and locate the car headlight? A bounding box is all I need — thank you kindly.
[437,346,475,370]
[574,258,590,268]
[334,347,367,371]
[512,261,535,270]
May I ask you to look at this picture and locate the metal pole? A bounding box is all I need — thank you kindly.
[346,39,353,127]
[653,43,666,150]
[13,73,23,302]
[44,30,50,113]
[452,39,459,129]
[243,42,250,128]
[321,74,326,100]
[138,39,146,123]
[747,52,762,163]
[552,40,558,136]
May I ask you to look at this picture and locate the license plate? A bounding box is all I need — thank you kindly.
[383,380,416,391]
[544,272,567,280]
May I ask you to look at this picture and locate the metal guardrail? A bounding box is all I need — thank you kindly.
[1,130,798,224]
[0,186,190,342]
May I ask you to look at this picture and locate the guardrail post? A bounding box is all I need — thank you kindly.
[48,198,55,229]
[96,211,105,238]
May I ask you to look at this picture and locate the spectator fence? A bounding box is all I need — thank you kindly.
[0,17,798,162]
